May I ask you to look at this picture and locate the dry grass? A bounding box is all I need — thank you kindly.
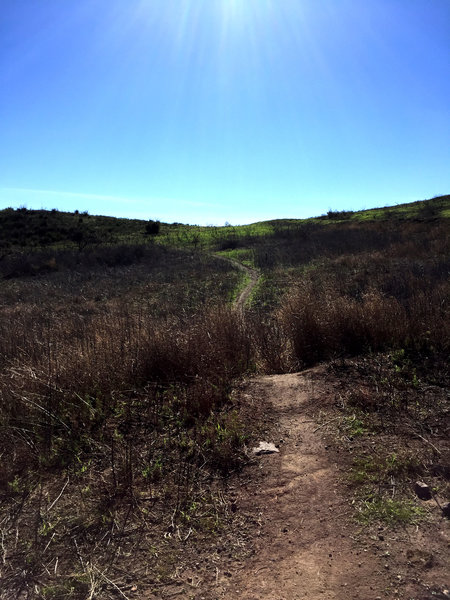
[0,247,253,598]
[0,202,448,597]
[259,221,449,369]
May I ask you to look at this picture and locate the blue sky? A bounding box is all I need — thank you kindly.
[1,0,449,225]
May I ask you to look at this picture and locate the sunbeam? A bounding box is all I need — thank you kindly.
[1,0,449,223]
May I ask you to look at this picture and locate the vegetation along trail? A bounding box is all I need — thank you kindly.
[0,197,448,599]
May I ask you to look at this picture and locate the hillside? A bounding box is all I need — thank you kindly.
[0,195,448,599]
[1,194,448,252]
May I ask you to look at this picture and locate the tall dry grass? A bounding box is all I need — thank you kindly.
[0,243,248,493]
[0,303,251,482]
[273,225,449,368]
[0,254,252,598]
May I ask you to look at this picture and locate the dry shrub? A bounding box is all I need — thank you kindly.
[247,312,294,373]
[0,288,255,597]
[278,262,449,367]
[139,307,251,386]
[0,303,251,479]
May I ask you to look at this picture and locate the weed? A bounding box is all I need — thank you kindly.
[41,578,89,599]
[348,457,378,484]
[356,496,425,525]
[342,414,368,437]
[8,474,22,494]
[200,410,248,473]
[142,457,163,482]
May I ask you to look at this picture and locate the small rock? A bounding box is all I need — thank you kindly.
[442,502,450,518]
[414,481,432,500]
[252,441,280,455]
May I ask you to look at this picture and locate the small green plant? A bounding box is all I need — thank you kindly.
[200,410,247,473]
[348,457,378,484]
[8,474,21,494]
[342,414,368,437]
[39,517,58,538]
[142,457,163,482]
[391,349,421,388]
[357,497,425,525]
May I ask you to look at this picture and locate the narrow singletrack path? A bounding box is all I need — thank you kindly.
[215,371,385,600]
[215,254,260,312]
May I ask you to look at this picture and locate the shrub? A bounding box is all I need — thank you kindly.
[145,220,160,235]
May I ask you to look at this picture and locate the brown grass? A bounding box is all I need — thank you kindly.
[256,222,449,369]
[0,206,448,597]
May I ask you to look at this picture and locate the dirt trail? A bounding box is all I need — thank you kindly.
[215,255,260,312]
[209,370,449,600]
[234,264,259,313]
[218,372,383,599]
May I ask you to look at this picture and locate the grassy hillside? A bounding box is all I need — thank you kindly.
[1,195,448,252]
[0,195,448,598]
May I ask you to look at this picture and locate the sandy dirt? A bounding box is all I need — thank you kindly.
[200,370,450,600]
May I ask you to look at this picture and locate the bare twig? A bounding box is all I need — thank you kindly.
[0,528,6,564]
[43,531,56,553]
[93,566,131,600]
[47,477,69,512]
[413,432,442,456]
[313,416,341,433]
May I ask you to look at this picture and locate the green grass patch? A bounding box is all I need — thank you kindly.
[217,247,255,267]
[348,457,378,484]
[356,496,425,525]
[342,414,369,437]
[228,271,251,304]
[250,272,287,310]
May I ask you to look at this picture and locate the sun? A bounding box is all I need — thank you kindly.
[221,0,246,22]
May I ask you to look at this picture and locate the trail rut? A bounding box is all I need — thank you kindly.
[218,372,384,599]
[216,255,260,312]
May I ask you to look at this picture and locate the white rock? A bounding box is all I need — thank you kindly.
[252,441,280,455]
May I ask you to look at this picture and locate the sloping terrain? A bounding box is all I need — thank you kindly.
[0,196,448,599]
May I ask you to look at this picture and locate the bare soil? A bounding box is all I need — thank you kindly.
[4,365,446,599]
[192,368,449,600]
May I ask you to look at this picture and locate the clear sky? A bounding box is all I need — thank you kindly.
[1,0,449,225]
